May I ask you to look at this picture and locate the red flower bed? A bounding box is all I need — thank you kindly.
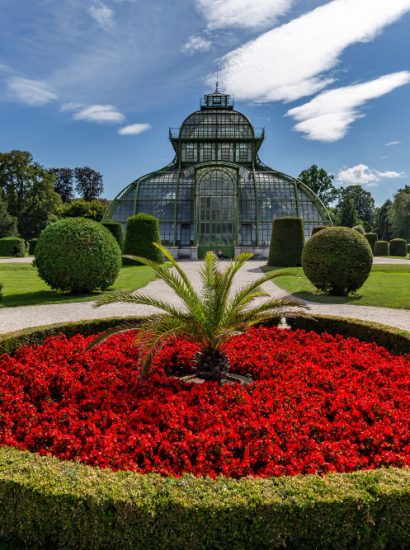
[0,327,409,478]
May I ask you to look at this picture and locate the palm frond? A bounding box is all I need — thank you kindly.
[94,290,187,318]
[86,321,141,350]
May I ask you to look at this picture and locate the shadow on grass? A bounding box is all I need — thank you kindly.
[1,289,101,308]
[290,291,363,305]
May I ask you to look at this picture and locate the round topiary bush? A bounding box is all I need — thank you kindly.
[34,218,122,292]
[311,226,328,236]
[374,240,389,257]
[123,213,163,263]
[101,220,124,250]
[389,238,407,257]
[364,232,378,253]
[268,217,305,267]
[302,227,373,296]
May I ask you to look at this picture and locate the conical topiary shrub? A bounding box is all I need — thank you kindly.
[364,232,378,254]
[102,221,124,250]
[123,213,163,263]
[268,217,305,267]
[374,241,389,257]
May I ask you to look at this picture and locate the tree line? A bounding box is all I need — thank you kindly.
[0,150,108,240]
[298,165,410,241]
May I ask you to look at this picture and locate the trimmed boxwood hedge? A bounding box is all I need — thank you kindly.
[389,238,407,257]
[374,240,389,257]
[0,237,26,257]
[101,221,124,250]
[123,213,163,263]
[268,216,305,267]
[0,316,409,548]
[364,232,378,253]
[28,238,38,255]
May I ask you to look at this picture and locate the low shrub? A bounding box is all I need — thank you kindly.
[268,217,305,267]
[302,227,373,296]
[102,221,124,250]
[374,240,389,257]
[311,226,327,236]
[364,232,378,253]
[389,238,407,257]
[60,198,107,221]
[0,237,26,257]
[1,446,410,549]
[123,213,163,263]
[34,218,122,293]
[28,238,38,255]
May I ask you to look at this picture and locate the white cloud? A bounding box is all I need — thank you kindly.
[197,0,295,30]
[218,0,410,102]
[338,164,406,187]
[60,102,84,112]
[88,3,116,31]
[287,72,410,141]
[118,123,151,135]
[73,104,125,124]
[7,77,57,106]
[385,140,401,146]
[181,35,212,55]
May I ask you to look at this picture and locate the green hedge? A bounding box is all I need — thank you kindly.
[389,238,407,257]
[374,240,389,257]
[0,317,409,548]
[123,213,163,263]
[0,448,409,549]
[268,216,305,267]
[0,237,26,257]
[364,232,378,253]
[101,221,124,250]
[28,238,38,255]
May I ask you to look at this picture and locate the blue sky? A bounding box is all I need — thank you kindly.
[1,0,410,205]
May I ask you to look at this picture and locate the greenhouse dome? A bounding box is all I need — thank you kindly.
[105,87,332,259]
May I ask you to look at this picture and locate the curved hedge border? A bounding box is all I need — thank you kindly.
[0,316,409,548]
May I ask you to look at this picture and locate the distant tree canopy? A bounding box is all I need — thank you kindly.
[298,165,340,208]
[0,197,17,238]
[389,186,410,240]
[337,194,359,228]
[74,167,103,201]
[0,150,62,239]
[49,168,74,202]
[337,185,375,229]
[377,199,393,241]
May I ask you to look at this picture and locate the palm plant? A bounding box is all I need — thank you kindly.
[91,244,309,384]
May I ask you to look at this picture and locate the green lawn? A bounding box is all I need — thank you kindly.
[0,263,157,307]
[263,264,410,309]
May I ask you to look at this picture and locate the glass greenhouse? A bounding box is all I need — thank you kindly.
[105,88,332,258]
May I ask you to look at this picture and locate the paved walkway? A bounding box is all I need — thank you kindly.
[0,261,409,334]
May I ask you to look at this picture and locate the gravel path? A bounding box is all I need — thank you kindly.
[0,260,408,334]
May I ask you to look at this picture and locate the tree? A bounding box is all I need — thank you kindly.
[74,167,103,201]
[339,185,375,228]
[49,168,74,202]
[0,198,17,237]
[338,195,359,228]
[0,150,62,239]
[389,186,410,240]
[298,165,340,207]
[377,199,393,241]
[92,245,308,383]
[60,198,107,221]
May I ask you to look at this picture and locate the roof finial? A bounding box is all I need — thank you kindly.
[215,63,220,93]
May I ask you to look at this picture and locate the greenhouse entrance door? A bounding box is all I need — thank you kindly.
[196,167,237,259]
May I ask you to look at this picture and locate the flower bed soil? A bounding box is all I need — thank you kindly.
[0,327,408,478]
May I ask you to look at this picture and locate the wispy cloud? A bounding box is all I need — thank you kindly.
[385,140,401,146]
[60,102,84,112]
[287,72,410,142]
[197,0,295,30]
[118,123,151,135]
[73,104,125,124]
[338,163,406,187]
[181,35,212,55]
[218,0,410,102]
[88,3,116,31]
[7,77,57,106]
